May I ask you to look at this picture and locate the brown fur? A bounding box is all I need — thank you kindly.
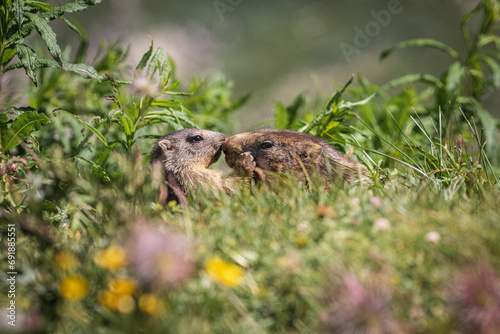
[151,129,230,206]
[222,129,367,185]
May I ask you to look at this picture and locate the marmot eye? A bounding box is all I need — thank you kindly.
[190,135,203,143]
[260,142,273,149]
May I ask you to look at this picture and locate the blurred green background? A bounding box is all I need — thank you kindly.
[48,0,498,128]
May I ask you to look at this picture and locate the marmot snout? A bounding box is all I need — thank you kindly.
[222,129,366,184]
[151,128,228,206]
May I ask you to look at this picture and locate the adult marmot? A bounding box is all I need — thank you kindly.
[151,128,229,206]
[222,129,367,185]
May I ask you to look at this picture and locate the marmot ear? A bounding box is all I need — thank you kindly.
[158,139,172,151]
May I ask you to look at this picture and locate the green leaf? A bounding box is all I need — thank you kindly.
[140,115,184,131]
[482,56,500,87]
[298,77,354,133]
[380,38,460,61]
[0,107,37,115]
[66,112,109,147]
[6,0,101,48]
[76,157,110,182]
[5,57,100,80]
[1,111,49,151]
[16,44,39,86]
[13,0,25,30]
[135,41,153,74]
[116,112,135,145]
[151,99,182,109]
[1,48,17,67]
[61,62,101,80]
[381,73,444,91]
[24,12,62,64]
[445,61,466,91]
[275,93,305,130]
[24,0,54,11]
[147,47,164,79]
[275,102,288,130]
[338,93,376,109]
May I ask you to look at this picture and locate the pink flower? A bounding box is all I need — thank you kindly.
[450,263,500,333]
[425,231,440,244]
[321,274,402,333]
[126,222,194,288]
[374,218,390,231]
[370,196,382,208]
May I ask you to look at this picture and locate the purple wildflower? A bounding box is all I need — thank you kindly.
[126,222,194,288]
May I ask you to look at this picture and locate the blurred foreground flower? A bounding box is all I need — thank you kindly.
[321,274,402,334]
[206,257,244,287]
[54,252,78,271]
[139,294,166,316]
[450,263,500,334]
[126,223,194,287]
[94,245,127,271]
[59,276,88,300]
[98,277,137,313]
[425,231,440,244]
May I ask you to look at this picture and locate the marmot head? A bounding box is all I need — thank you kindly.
[151,129,226,175]
[223,129,333,173]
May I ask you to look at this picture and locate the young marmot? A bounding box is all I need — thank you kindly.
[151,128,229,206]
[222,129,367,185]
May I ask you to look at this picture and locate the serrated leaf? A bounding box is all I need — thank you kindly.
[13,0,25,31]
[1,111,49,151]
[147,47,164,79]
[6,0,101,48]
[1,107,37,115]
[445,61,466,91]
[24,12,62,64]
[159,58,169,86]
[61,62,101,80]
[16,44,39,86]
[135,41,153,74]
[380,38,460,61]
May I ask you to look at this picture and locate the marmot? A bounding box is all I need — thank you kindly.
[151,128,229,206]
[222,129,367,185]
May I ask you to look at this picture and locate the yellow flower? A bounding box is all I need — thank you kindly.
[205,257,244,287]
[59,276,88,300]
[109,277,136,296]
[138,294,165,316]
[94,245,127,271]
[294,236,309,247]
[54,252,78,271]
[98,277,137,312]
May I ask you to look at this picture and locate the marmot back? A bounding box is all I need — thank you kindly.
[222,129,367,184]
[151,128,227,206]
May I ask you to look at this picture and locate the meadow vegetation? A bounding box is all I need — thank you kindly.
[1,0,500,333]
